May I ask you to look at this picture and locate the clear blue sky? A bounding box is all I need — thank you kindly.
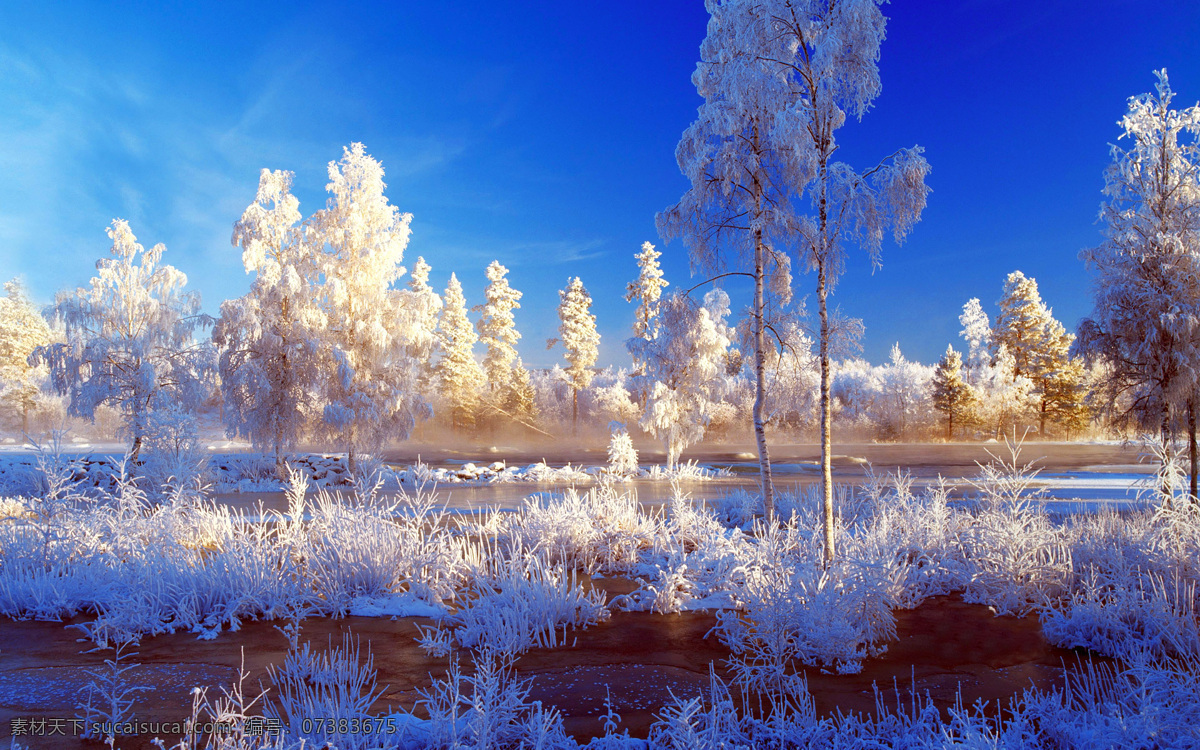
[2,1,1199,368]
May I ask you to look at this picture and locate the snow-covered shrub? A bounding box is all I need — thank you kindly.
[265,633,387,750]
[711,520,896,683]
[139,402,210,500]
[451,551,607,657]
[416,652,572,750]
[606,422,638,477]
[515,486,657,575]
[958,494,1072,615]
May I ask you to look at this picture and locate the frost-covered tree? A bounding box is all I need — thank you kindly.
[975,344,1037,439]
[547,277,599,432]
[32,220,211,459]
[992,272,1053,380]
[931,345,977,440]
[310,143,428,472]
[876,344,934,441]
[959,298,992,380]
[770,1,931,561]
[993,271,1087,436]
[656,0,803,517]
[438,273,486,431]
[1079,71,1200,467]
[214,169,325,468]
[625,241,669,342]
[474,260,523,400]
[0,279,56,435]
[628,290,734,468]
[407,256,443,386]
[506,357,536,425]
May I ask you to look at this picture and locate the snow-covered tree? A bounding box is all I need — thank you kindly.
[625,241,669,342]
[628,290,734,468]
[0,279,56,435]
[656,0,804,517]
[547,277,599,432]
[958,298,992,380]
[474,260,523,403]
[1079,71,1200,455]
[310,143,428,471]
[992,271,1053,380]
[993,271,1087,435]
[770,1,931,561]
[506,358,536,425]
[406,256,443,387]
[931,345,977,440]
[214,169,325,468]
[607,421,638,476]
[876,344,934,441]
[438,273,486,431]
[32,220,211,459]
[975,344,1037,439]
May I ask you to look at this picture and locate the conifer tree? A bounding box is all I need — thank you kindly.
[406,256,443,386]
[993,271,1087,435]
[930,345,977,440]
[548,277,599,432]
[474,260,522,394]
[958,298,992,381]
[437,273,485,431]
[625,242,669,342]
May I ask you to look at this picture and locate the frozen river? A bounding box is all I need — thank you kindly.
[209,441,1158,517]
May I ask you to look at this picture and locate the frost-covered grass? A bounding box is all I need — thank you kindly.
[2,447,1199,748]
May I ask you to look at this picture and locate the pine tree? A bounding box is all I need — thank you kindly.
[931,345,978,441]
[0,279,56,435]
[474,260,522,394]
[406,256,443,387]
[547,277,599,433]
[625,241,669,342]
[958,298,992,381]
[437,273,485,431]
[992,271,1086,435]
[992,271,1051,380]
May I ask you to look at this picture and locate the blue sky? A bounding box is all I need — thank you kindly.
[2,1,1199,368]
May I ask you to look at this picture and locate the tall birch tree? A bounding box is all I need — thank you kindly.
[657,0,799,519]
[1079,71,1200,498]
[214,169,325,469]
[734,0,931,560]
[33,221,211,459]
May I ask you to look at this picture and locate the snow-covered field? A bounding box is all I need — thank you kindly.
[0,443,1197,749]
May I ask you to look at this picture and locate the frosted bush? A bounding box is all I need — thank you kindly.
[265,633,387,750]
[416,651,572,750]
[452,552,607,656]
[958,494,1072,615]
[515,486,657,574]
[139,403,210,501]
[606,422,638,477]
